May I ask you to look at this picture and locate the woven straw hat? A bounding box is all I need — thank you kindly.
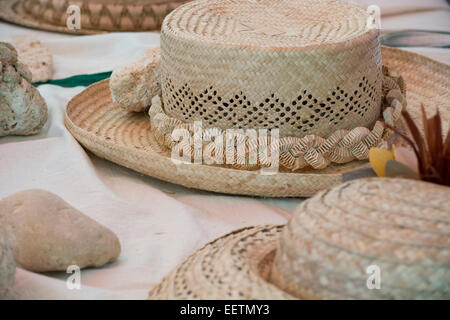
[145,0,402,176]
[148,178,450,300]
[65,0,450,197]
[0,0,189,34]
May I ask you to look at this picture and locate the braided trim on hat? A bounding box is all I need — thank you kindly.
[148,67,406,171]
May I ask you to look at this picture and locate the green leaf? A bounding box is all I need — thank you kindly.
[32,71,112,88]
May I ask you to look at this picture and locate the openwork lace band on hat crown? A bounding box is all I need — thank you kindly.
[160,0,382,138]
[150,65,405,171]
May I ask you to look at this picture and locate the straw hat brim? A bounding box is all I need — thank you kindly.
[0,0,101,34]
[64,47,450,197]
[0,0,183,34]
[148,225,294,300]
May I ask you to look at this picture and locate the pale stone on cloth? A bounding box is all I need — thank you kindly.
[11,35,53,82]
[0,190,121,272]
[110,47,161,112]
[0,42,48,137]
[0,226,15,299]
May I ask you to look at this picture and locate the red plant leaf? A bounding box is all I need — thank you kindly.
[401,109,429,174]
[443,130,450,184]
[387,107,449,186]
[431,110,443,172]
[422,105,443,172]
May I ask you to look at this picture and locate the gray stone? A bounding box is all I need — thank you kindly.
[110,47,160,112]
[0,42,48,137]
[0,226,15,299]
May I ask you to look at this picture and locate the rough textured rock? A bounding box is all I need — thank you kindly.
[110,47,160,112]
[0,42,48,137]
[0,189,121,272]
[0,226,15,299]
[11,35,53,83]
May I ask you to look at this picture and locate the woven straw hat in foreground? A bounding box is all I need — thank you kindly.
[147,0,411,174]
[0,0,189,34]
[65,46,450,197]
[148,178,450,300]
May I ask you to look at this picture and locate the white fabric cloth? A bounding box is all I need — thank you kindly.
[0,0,449,300]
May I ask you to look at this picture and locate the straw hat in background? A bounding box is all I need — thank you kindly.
[148,178,450,300]
[64,0,450,197]
[0,0,190,34]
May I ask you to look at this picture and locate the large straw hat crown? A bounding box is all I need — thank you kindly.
[160,0,382,137]
[271,178,450,299]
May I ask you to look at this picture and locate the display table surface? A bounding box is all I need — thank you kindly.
[0,0,449,299]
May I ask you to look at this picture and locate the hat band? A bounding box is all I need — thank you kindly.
[148,66,406,171]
